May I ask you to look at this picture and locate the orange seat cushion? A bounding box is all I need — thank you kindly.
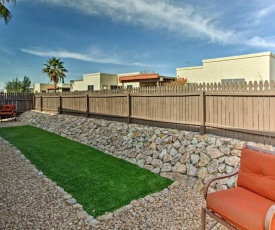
[207,187,275,230]
[0,112,14,116]
[237,148,275,201]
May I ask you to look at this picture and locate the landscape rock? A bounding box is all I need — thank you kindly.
[225,156,240,167]
[162,163,172,172]
[207,148,223,159]
[172,162,186,174]
[180,152,191,163]
[198,152,210,166]
[17,110,271,196]
[186,163,197,176]
[197,167,208,180]
[97,212,114,222]
[207,159,219,173]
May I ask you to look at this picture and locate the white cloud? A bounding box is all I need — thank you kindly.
[247,3,275,26]
[0,46,12,54]
[20,47,157,67]
[247,36,275,49]
[32,0,275,50]
[255,4,275,20]
[43,0,235,44]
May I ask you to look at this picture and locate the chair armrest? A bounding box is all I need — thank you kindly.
[265,204,275,230]
[204,169,239,199]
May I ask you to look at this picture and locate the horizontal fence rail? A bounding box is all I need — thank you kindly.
[33,80,275,145]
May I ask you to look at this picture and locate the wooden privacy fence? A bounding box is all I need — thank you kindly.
[0,93,33,115]
[34,80,275,145]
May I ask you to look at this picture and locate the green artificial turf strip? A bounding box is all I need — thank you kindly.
[0,125,172,217]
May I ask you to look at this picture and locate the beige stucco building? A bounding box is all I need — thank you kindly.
[176,52,275,84]
[70,73,118,91]
[33,83,70,93]
[71,72,175,91]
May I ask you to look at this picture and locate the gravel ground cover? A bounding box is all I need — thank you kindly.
[0,119,226,229]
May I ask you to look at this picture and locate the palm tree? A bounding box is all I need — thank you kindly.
[0,0,16,24]
[42,57,68,93]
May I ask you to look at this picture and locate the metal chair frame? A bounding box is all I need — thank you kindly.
[201,145,275,230]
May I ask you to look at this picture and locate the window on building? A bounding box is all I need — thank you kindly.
[221,78,245,84]
[127,85,133,89]
[87,85,94,91]
[110,85,122,90]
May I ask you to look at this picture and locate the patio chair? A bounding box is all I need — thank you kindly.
[201,145,275,230]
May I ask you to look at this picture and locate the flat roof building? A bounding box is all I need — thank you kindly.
[176,52,275,84]
[71,72,175,91]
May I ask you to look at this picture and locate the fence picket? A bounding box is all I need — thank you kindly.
[29,80,275,145]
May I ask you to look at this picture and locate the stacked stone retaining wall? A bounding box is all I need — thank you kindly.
[18,111,274,192]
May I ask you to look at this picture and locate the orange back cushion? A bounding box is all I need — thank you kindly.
[237,148,275,201]
[1,104,15,111]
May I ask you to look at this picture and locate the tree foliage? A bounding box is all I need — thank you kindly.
[164,76,188,86]
[0,0,16,24]
[5,76,31,93]
[42,57,68,92]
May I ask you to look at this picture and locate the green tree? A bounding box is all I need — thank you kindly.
[42,57,68,92]
[5,76,31,93]
[0,0,16,24]
[21,76,31,92]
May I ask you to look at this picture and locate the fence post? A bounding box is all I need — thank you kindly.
[40,96,42,112]
[58,96,62,114]
[127,93,131,123]
[33,94,35,110]
[199,91,206,134]
[86,94,89,118]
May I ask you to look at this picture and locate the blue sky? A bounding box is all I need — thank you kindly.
[1,0,275,89]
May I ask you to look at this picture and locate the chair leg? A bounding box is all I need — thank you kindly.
[201,207,206,230]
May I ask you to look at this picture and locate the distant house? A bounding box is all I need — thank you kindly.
[71,72,175,91]
[33,83,70,93]
[118,72,175,88]
[176,52,275,84]
[70,73,118,91]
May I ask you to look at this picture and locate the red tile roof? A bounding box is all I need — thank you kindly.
[119,73,159,83]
